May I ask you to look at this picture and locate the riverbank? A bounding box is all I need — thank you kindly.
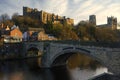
[0,55,42,61]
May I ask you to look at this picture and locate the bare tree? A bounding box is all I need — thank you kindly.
[12,13,19,19]
[0,13,10,23]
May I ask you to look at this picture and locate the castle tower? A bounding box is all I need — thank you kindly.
[107,16,117,30]
[89,15,96,25]
[23,6,32,16]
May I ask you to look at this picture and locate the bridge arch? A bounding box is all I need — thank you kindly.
[50,48,106,68]
[26,47,42,57]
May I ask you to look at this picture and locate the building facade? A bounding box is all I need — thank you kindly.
[23,7,74,25]
[89,15,117,30]
[27,28,57,41]
[1,25,23,43]
[10,27,23,42]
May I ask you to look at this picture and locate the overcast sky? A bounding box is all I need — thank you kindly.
[0,0,120,25]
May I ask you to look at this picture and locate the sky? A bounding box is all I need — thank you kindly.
[0,0,120,25]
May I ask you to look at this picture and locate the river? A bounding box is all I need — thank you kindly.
[0,57,108,80]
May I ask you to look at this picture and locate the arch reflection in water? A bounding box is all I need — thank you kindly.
[51,52,103,69]
[51,52,108,80]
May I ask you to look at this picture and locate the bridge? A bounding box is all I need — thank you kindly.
[22,41,120,76]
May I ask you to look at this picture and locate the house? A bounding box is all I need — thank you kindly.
[30,32,38,41]
[0,24,10,43]
[23,31,30,41]
[38,32,48,40]
[1,25,10,37]
[28,28,57,41]
[0,24,23,43]
[10,26,23,42]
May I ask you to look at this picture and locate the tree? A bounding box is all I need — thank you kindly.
[44,21,54,34]
[0,14,14,28]
[95,28,118,42]
[3,20,14,28]
[75,20,96,41]
[12,13,19,18]
[87,26,96,40]
[0,13,10,23]
[12,15,43,32]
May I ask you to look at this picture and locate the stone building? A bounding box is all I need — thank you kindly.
[38,32,57,40]
[23,7,74,25]
[89,15,96,25]
[89,15,117,30]
[28,28,57,41]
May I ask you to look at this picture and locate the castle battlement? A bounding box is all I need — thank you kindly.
[23,7,74,25]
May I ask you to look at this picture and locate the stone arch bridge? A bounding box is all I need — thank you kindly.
[22,41,120,76]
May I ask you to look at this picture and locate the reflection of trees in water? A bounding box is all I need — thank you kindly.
[51,66,71,80]
[26,58,40,69]
[0,57,43,73]
[67,53,101,70]
[0,61,28,74]
[0,60,40,80]
[0,58,72,80]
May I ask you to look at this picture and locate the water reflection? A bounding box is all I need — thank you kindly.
[51,66,71,80]
[0,57,108,80]
[70,67,108,80]
[0,58,71,80]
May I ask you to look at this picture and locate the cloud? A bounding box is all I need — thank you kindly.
[94,2,120,24]
[0,0,120,25]
[42,0,68,15]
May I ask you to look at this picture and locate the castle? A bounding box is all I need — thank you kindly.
[23,7,74,25]
[89,15,117,30]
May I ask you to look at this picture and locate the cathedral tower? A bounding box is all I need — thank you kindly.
[107,16,117,30]
[89,15,96,25]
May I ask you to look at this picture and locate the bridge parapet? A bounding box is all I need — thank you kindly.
[43,40,120,48]
[23,41,120,47]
